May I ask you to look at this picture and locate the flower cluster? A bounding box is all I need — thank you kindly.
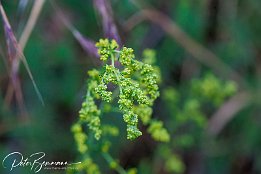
[192,73,237,106]
[74,38,168,154]
[142,49,162,83]
[140,64,160,102]
[133,104,152,125]
[79,95,102,140]
[148,120,170,142]
[71,123,88,154]
[96,39,118,61]
[92,39,161,140]
[158,73,238,174]
[119,47,134,66]
[71,39,169,173]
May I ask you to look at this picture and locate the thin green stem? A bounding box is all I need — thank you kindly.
[115,70,123,94]
[111,52,115,67]
[111,52,123,94]
[102,152,127,174]
[113,50,121,60]
[87,89,91,97]
[113,50,121,53]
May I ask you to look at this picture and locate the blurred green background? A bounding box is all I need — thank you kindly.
[0,0,261,173]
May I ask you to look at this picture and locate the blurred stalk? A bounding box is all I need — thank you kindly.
[50,1,100,64]
[207,91,252,136]
[19,0,45,50]
[1,0,45,114]
[126,0,246,88]
[93,0,122,46]
[102,152,127,174]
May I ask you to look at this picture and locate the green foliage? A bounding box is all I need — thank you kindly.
[159,73,238,172]
[192,73,237,106]
[163,73,237,140]
[165,154,185,173]
[148,120,170,142]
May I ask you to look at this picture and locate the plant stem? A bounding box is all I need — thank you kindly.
[102,152,127,174]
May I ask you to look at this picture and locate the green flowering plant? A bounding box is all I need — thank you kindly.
[77,39,162,140]
[69,39,169,174]
[158,73,238,173]
[191,73,237,106]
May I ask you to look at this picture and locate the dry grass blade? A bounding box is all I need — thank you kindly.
[124,5,245,87]
[72,30,99,58]
[0,2,44,106]
[5,0,45,107]
[93,0,121,45]
[19,0,45,50]
[51,2,99,60]
[1,3,26,115]
[207,91,252,136]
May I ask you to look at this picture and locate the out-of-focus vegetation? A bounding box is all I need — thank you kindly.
[0,0,260,174]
